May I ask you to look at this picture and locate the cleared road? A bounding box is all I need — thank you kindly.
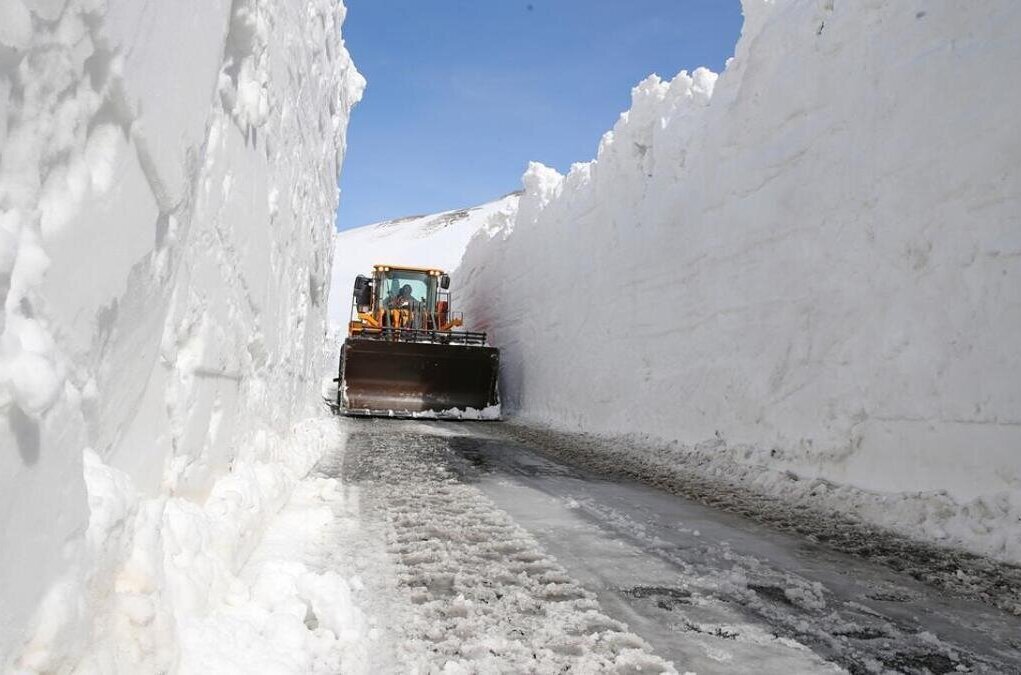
[336,418,1021,674]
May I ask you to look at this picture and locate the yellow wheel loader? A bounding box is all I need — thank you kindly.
[336,264,500,418]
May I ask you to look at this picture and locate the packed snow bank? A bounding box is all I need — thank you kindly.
[40,420,344,673]
[175,451,377,674]
[329,192,520,328]
[0,0,362,667]
[455,1,1021,561]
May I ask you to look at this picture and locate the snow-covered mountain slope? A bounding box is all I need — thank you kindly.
[455,1,1021,562]
[0,0,362,668]
[329,192,519,327]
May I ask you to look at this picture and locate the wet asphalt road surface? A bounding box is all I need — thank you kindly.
[340,418,1021,674]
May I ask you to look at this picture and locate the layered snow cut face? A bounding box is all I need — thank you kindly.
[0,0,362,668]
[453,0,1021,562]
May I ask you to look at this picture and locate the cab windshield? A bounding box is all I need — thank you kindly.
[380,270,435,309]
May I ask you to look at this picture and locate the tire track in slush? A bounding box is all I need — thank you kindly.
[343,423,676,673]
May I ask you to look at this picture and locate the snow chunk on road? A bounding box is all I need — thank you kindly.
[408,404,502,421]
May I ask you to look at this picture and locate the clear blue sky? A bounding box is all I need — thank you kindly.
[336,1,743,231]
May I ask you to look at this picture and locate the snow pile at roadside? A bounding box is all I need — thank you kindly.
[329,191,520,327]
[42,420,352,673]
[455,1,1021,561]
[0,0,362,668]
[175,444,377,674]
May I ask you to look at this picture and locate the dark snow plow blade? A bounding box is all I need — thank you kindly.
[339,337,500,417]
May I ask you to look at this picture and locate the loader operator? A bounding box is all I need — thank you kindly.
[387,284,416,310]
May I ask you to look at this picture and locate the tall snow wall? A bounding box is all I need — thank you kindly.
[0,0,362,666]
[456,1,1020,556]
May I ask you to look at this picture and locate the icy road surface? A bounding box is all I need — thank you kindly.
[331,419,1021,674]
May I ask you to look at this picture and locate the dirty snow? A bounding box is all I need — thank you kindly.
[454,0,1021,562]
[340,422,676,673]
[333,418,1021,673]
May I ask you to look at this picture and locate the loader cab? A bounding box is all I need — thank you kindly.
[376,267,438,310]
[348,264,458,336]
